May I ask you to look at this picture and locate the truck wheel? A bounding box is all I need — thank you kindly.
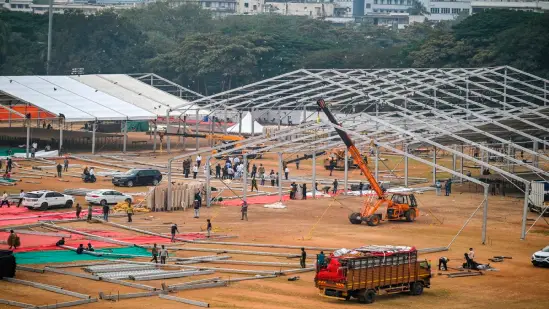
[40,202,48,211]
[410,282,424,296]
[366,215,380,226]
[358,290,376,304]
[349,212,362,224]
[405,209,416,222]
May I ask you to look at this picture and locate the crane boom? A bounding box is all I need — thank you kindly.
[316,99,385,198]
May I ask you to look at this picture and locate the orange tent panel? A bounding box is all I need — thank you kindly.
[0,106,56,120]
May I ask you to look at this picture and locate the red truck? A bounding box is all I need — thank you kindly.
[315,245,431,304]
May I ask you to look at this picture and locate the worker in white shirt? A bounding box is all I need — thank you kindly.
[468,248,475,260]
[1,191,9,207]
[192,164,199,179]
[284,166,290,180]
[196,155,202,168]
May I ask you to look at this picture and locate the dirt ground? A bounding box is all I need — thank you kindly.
[1,147,549,309]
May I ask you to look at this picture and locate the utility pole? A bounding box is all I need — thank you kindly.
[46,0,53,75]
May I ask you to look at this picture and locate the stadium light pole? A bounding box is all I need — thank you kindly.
[46,0,53,75]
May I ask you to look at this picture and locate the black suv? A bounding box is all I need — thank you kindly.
[112,169,162,187]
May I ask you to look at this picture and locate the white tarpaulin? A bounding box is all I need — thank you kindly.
[227,112,263,135]
[13,150,59,158]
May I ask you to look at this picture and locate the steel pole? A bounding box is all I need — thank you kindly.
[195,109,200,151]
[278,152,283,202]
[374,146,379,180]
[238,111,243,136]
[166,110,171,153]
[432,147,437,185]
[206,156,212,207]
[26,122,30,159]
[482,185,488,245]
[223,108,228,134]
[59,118,63,153]
[521,182,530,240]
[152,121,157,152]
[404,144,408,187]
[182,115,187,150]
[460,144,464,182]
[122,120,127,153]
[243,155,248,203]
[251,109,255,136]
[167,159,173,211]
[344,147,348,195]
[91,122,96,155]
[312,152,316,198]
[46,0,53,75]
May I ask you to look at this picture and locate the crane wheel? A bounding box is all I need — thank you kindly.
[366,215,380,226]
[349,213,362,225]
[405,209,416,222]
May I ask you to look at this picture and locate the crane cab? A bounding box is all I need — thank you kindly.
[387,193,419,222]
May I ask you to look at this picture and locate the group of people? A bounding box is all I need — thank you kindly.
[438,247,478,271]
[182,155,203,179]
[435,178,453,196]
[82,166,96,182]
[289,182,307,200]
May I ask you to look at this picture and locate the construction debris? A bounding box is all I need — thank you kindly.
[447,271,484,278]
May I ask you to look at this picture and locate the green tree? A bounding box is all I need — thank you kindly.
[407,0,430,16]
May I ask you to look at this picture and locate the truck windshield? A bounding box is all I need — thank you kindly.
[542,246,549,252]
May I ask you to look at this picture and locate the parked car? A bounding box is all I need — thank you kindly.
[22,190,75,210]
[85,189,132,206]
[112,168,162,187]
[532,245,549,267]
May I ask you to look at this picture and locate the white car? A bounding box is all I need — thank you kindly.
[85,190,132,206]
[23,190,75,210]
[531,245,549,267]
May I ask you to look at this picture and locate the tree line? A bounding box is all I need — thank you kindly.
[1,3,548,95]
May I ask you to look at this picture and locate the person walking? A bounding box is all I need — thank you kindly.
[18,189,25,207]
[192,164,198,179]
[295,156,300,170]
[317,251,325,270]
[126,204,133,223]
[258,164,265,178]
[196,155,202,168]
[270,170,275,186]
[159,245,169,264]
[150,243,159,263]
[260,173,265,186]
[359,182,364,196]
[251,164,257,178]
[183,160,190,178]
[1,191,9,208]
[56,162,63,178]
[102,204,109,221]
[75,203,82,219]
[300,248,307,268]
[275,172,280,187]
[170,224,179,242]
[7,230,20,250]
[435,180,442,196]
[215,164,221,179]
[332,179,339,194]
[284,166,289,180]
[300,183,307,200]
[251,177,258,192]
[329,160,335,176]
[63,157,69,172]
[445,178,452,196]
[241,201,248,221]
[194,193,200,218]
[228,166,234,180]
[87,204,93,221]
[206,219,212,238]
[6,157,13,173]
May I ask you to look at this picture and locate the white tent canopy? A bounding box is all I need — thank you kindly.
[227,112,263,135]
[0,76,156,122]
[73,74,210,117]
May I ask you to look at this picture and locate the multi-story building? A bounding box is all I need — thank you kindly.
[264,1,335,18]
[173,0,237,16]
[427,0,472,20]
[237,0,264,14]
[471,0,549,12]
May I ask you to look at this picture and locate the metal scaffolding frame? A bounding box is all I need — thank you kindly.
[165,66,549,240]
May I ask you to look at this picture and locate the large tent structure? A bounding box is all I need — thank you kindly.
[166,66,549,241]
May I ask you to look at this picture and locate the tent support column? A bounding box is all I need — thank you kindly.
[312,152,316,198]
[167,159,172,211]
[452,145,457,176]
[26,120,30,159]
[223,108,228,135]
[374,146,379,180]
[243,155,248,204]
[404,144,408,187]
[344,148,348,196]
[278,152,283,202]
[460,144,464,182]
[277,107,281,132]
[251,109,255,136]
[182,115,187,150]
[533,141,539,168]
[122,120,127,153]
[59,118,63,153]
[92,122,96,155]
[432,147,437,185]
[482,185,489,245]
[166,110,171,153]
[152,120,157,152]
[206,156,212,208]
[195,109,200,151]
[238,111,243,136]
[521,182,531,240]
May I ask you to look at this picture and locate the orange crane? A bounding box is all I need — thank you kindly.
[316,99,419,226]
